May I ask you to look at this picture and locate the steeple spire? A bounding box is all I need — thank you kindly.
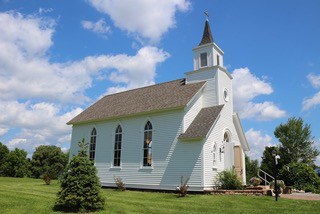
[199,12,214,46]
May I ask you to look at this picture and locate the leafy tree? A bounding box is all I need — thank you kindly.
[279,162,320,191]
[1,148,29,177]
[0,142,9,175]
[260,146,281,177]
[31,145,68,184]
[275,117,319,166]
[54,139,105,212]
[245,155,259,183]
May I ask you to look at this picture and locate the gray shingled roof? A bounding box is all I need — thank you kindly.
[199,20,214,46]
[179,105,224,140]
[68,79,206,125]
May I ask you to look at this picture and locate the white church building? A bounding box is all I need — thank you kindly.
[68,19,249,191]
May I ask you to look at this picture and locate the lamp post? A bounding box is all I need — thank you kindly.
[272,150,280,201]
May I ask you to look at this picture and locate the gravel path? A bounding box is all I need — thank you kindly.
[281,193,320,201]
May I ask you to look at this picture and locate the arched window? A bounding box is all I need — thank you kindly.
[90,128,97,161]
[143,121,153,167]
[113,125,122,167]
[213,142,217,167]
[223,132,230,142]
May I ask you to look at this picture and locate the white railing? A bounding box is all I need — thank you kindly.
[258,169,274,186]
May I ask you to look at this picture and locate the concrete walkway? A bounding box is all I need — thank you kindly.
[281,192,320,201]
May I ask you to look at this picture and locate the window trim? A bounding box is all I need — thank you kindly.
[142,121,153,168]
[113,124,122,167]
[200,52,208,68]
[89,128,97,161]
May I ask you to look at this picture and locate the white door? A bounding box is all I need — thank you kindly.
[224,142,234,170]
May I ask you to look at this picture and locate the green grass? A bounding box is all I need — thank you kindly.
[0,177,319,214]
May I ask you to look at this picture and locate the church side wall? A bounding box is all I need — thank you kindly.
[70,109,204,191]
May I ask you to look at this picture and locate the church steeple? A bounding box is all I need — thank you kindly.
[199,20,214,46]
[191,12,224,71]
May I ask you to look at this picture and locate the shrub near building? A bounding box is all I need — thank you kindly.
[54,139,105,212]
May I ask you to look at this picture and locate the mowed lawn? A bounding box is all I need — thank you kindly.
[0,177,320,214]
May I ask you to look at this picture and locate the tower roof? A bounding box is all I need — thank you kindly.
[199,20,214,46]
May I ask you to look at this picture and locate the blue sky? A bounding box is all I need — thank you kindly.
[0,0,319,164]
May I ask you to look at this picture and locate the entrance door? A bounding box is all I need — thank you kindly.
[234,145,243,182]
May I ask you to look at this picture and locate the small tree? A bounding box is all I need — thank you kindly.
[114,176,126,191]
[54,139,105,212]
[1,148,29,177]
[245,155,259,184]
[31,145,68,185]
[216,170,243,190]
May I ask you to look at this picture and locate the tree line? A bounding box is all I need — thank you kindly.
[245,117,320,192]
[0,143,68,184]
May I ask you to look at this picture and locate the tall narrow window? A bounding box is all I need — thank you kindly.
[213,142,217,167]
[143,121,153,167]
[113,125,122,167]
[90,128,97,161]
[224,132,230,143]
[217,55,220,66]
[200,52,207,67]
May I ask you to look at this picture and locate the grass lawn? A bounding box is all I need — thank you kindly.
[0,177,319,214]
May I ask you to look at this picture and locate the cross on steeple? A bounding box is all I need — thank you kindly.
[204,11,209,21]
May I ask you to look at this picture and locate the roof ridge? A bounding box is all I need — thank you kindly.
[100,78,184,99]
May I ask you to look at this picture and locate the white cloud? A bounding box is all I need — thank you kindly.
[302,92,320,111]
[87,0,190,42]
[303,73,320,111]
[232,68,286,121]
[307,73,320,89]
[0,11,170,155]
[0,127,8,136]
[245,128,273,161]
[81,18,110,36]
[38,8,53,14]
[0,12,169,104]
[0,100,83,153]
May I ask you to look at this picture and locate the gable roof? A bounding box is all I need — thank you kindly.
[199,20,214,46]
[179,105,224,140]
[68,79,206,125]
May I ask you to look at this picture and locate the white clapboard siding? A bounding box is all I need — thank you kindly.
[70,109,204,190]
[183,92,203,132]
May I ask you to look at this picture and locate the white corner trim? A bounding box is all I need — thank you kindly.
[232,113,249,151]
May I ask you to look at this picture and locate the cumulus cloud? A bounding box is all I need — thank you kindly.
[0,11,169,104]
[232,68,286,121]
[0,100,83,153]
[0,11,169,154]
[87,0,190,42]
[303,73,320,111]
[245,128,273,161]
[81,18,110,36]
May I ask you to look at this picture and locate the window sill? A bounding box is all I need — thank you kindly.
[139,166,153,171]
[110,166,122,170]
